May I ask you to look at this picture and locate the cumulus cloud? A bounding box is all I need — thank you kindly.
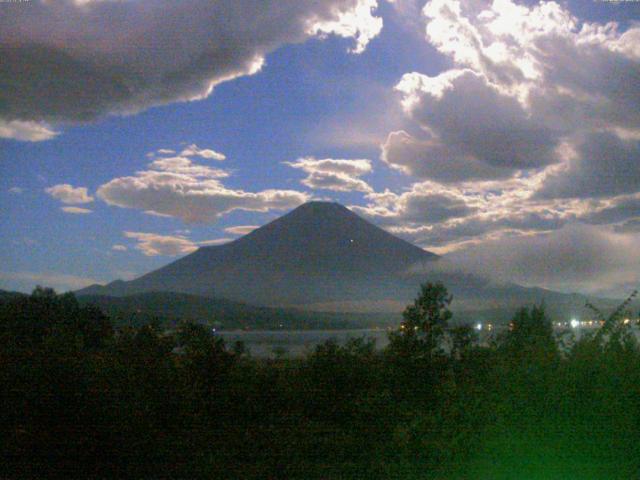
[224,225,260,236]
[98,152,309,222]
[285,157,373,192]
[124,232,199,257]
[180,144,226,161]
[45,184,94,204]
[537,133,640,199]
[384,0,640,184]
[61,206,92,214]
[381,130,511,183]
[0,0,381,132]
[353,182,478,225]
[0,119,59,142]
[124,231,231,256]
[372,0,640,259]
[389,69,561,180]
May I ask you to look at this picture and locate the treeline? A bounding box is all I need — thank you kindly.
[1,285,640,479]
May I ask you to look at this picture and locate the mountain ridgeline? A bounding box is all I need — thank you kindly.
[79,202,438,306]
[78,201,607,320]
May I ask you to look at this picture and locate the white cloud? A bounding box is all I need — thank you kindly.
[45,184,94,204]
[124,232,199,257]
[285,157,373,192]
[0,0,381,128]
[308,0,383,54]
[224,225,260,235]
[0,119,59,142]
[98,153,309,222]
[123,231,232,256]
[373,0,640,258]
[112,244,128,252]
[61,206,93,214]
[180,144,226,161]
[8,187,23,194]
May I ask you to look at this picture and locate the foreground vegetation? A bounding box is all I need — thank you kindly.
[1,285,639,479]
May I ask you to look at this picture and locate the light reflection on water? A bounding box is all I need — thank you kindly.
[215,324,638,358]
[216,328,390,358]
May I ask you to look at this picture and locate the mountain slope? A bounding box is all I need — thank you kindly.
[77,201,613,319]
[78,201,438,305]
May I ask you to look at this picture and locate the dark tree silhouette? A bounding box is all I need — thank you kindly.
[389,282,453,358]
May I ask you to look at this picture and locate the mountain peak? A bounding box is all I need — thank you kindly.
[286,200,354,218]
[78,201,438,304]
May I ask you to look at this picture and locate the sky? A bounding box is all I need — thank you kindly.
[1,0,639,298]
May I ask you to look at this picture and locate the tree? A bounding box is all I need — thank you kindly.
[388,282,453,358]
[450,324,478,360]
[499,304,557,362]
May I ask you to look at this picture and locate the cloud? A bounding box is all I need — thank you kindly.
[439,223,640,297]
[309,0,383,54]
[98,153,309,222]
[112,244,127,252]
[61,206,92,214]
[124,231,232,256]
[285,157,373,192]
[8,187,23,194]
[614,218,640,234]
[0,119,58,142]
[390,69,561,180]
[0,0,381,130]
[381,130,512,183]
[45,184,94,204]
[224,225,260,235]
[180,144,226,161]
[384,0,640,188]
[370,0,640,260]
[353,182,478,225]
[537,133,640,199]
[124,232,199,257]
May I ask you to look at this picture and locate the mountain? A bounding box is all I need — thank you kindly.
[78,201,612,320]
[79,201,439,306]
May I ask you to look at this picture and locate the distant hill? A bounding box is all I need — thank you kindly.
[77,201,622,322]
[77,291,396,330]
[0,289,27,302]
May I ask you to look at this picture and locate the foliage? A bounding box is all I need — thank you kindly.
[388,282,453,359]
[2,286,640,479]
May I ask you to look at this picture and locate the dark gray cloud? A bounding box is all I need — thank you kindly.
[440,223,640,297]
[395,70,561,171]
[537,133,640,199]
[614,218,640,234]
[381,130,512,183]
[352,184,478,227]
[0,0,381,127]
